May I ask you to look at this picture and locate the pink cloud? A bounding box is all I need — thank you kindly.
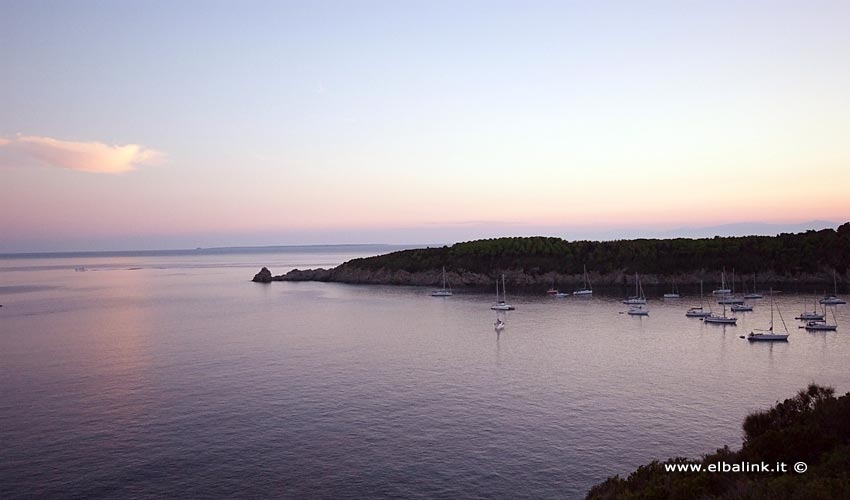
[0,134,164,174]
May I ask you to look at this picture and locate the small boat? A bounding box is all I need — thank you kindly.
[796,297,825,321]
[686,281,712,317]
[553,292,570,298]
[627,305,649,316]
[731,303,753,312]
[703,303,737,324]
[743,273,763,299]
[804,321,837,331]
[491,274,515,311]
[663,280,680,299]
[718,296,745,305]
[712,268,732,295]
[431,266,453,297]
[494,318,505,331]
[573,265,593,296]
[819,271,846,304]
[748,294,789,341]
[623,273,647,304]
[803,307,838,331]
[546,280,559,295]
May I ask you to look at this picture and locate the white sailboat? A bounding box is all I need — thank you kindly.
[431,266,453,297]
[623,273,647,304]
[663,280,680,299]
[686,280,712,317]
[803,305,838,331]
[491,274,515,311]
[731,303,753,312]
[627,305,649,315]
[712,268,732,295]
[819,270,846,304]
[718,268,744,304]
[795,296,825,321]
[743,273,763,299]
[748,290,789,341]
[703,301,737,324]
[573,265,593,296]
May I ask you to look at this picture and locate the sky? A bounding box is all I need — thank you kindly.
[2,0,850,252]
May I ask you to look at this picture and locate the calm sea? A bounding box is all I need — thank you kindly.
[2,246,849,499]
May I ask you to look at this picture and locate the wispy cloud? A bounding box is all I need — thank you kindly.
[0,134,164,174]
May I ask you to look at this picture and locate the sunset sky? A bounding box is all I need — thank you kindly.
[2,1,850,252]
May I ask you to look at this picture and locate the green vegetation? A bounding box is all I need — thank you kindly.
[342,223,850,276]
[586,385,850,499]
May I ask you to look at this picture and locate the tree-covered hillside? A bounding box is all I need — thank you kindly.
[342,224,850,276]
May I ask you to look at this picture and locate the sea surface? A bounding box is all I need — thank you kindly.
[2,246,850,499]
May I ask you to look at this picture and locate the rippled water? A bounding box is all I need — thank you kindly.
[2,249,849,499]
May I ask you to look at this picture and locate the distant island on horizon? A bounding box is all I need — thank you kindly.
[254,223,850,290]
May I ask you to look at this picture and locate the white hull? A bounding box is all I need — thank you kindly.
[686,310,712,317]
[573,289,593,296]
[703,316,737,324]
[431,290,452,297]
[795,313,824,321]
[491,304,515,311]
[663,293,680,299]
[820,297,847,305]
[554,292,570,298]
[712,289,732,295]
[623,298,646,305]
[744,293,763,299]
[731,304,753,312]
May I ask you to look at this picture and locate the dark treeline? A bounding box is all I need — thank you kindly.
[343,223,850,276]
[586,384,850,499]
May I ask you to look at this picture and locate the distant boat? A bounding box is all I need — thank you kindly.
[743,273,763,299]
[546,280,558,295]
[431,267,453,297]
[731,303,753,312]
[795,297,825,321]
[686,281,712,317]
[491,274,515,311]
[803,306,838,331]
[748,291,789,341]
[712,268,732,295]
[703,302,737,325]
[663,280,680,299]
[627,305,649,316]
[819,271,846,305]
[553,292,570,298]
[573,265,593,296]
[623,273,647,304]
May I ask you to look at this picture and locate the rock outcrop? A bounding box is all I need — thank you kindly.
[252,267,273,283]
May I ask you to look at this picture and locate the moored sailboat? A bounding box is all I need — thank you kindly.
[431,266,453,297]
[748,290,789,341]
[491,274,515,311]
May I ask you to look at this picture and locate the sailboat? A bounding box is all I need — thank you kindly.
[803,305,838,331]
[731,303,753,312]
[686,280,712,317]
[718,268,744,304]
[573,265,593,296]
[663,280,680,299]
[819,270,847,305]
[712,268,732,295]
[431,266,453,297]
[748,290,789,341]
[491,274,515,311]
[743,273,763,299]
[623,273,646,304]
[627,304,649,315]
[795,296,825,321]
[703,301,737,324]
